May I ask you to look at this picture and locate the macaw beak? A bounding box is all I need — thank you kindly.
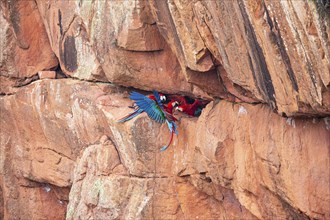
[176,107,183,112]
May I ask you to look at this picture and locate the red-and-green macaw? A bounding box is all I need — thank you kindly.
[164,100,180,115]
[169,95,208,117]
[117,92,166,123]
[176,99,207,116]
[118,90,178,151]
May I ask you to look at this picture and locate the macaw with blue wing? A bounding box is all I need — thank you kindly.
[117,92,166,123]
[118,90,178,151]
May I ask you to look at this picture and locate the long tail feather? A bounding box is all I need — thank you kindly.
[165,120,178,134]
[117,109,142,123]
[160,129,174,151]
[160,120,178,151]
[165,111,178,122]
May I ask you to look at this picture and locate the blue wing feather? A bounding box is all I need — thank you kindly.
[129,91,166,123]
[129,91,146,100]
[153,90,163,107]
[117,108,144,123]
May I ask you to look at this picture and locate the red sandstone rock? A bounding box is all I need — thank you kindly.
[1,0,330,219]
[38,71,56,79]
[0,0,58,79]
[1,80,329,219]
[0,76,18,95]
[35,0,206,97]
[150,0,330,115]
[34,0,330,114]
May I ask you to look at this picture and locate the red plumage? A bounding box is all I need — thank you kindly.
[173,97,208,116]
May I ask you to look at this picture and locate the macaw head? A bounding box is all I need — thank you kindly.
[159,93,167,103]
[148,91,167,104]
[172,101,179,108]
[175,105,184,112]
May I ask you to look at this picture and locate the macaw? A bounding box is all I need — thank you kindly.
[118,90,178,151]
[117,92,166,123]
[167,95,188,106]
[176,99,207,116]
[168,95,208,117]
[164,100,179,115]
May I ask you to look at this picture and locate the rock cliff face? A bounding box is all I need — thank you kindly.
[0,0,329,219]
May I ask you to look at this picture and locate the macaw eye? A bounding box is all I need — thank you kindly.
[172,101,179,107]
[160,96,166,101]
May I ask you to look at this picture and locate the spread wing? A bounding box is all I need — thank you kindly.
[129,91,166,123]
[152,90,163,107]
[153,90,179,122]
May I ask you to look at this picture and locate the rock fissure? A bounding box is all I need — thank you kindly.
[36,147,73,161]
[269,12,299,92]
[128,174,169,179]
[262,185,311,220]
[58,9,63,36]
[13,74,39,87]
[238,0,277,110]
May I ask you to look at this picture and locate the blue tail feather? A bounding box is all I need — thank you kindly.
[160,120,178,151]
[160,128,175,152]
[166,120,178,135]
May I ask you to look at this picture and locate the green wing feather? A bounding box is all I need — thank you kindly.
[130,91,166,123]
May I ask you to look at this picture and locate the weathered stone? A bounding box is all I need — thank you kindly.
[35,0,205,97]
[0,76,18,95]
[1,0,330,219]
[0,0,58,79]
[117,0,165,51]
[0,80,113,219]
[1,80,329,219]
[150,0,330,115]
[38,71,56,79]
[195,101,329,219]
[33,0,330,114]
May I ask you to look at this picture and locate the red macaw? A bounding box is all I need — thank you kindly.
[167,95,188,106]
[164,100,179,115]
[168,95,208,117]
[176,99,207,116]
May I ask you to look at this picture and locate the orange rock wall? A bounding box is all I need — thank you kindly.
[0,0,329,219]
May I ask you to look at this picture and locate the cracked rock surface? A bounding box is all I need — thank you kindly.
[1,80,329,219]
[0,0,329,219]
